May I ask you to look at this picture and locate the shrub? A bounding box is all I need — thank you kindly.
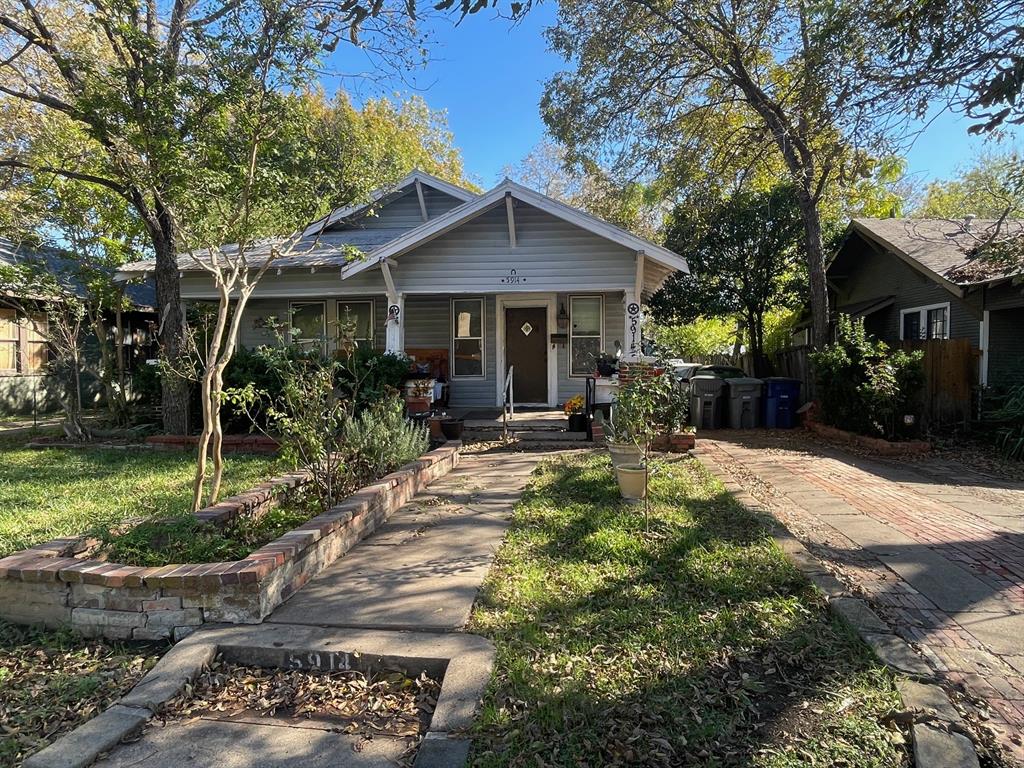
[608,364,689,448]
[811,315,924,439]
[336,346,411,412]
[988,383,1024,459]
[339,396,429,487]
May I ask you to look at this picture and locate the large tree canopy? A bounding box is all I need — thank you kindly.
[874,0,1024,135]
[541,0,905,350]
[651,184,806,375]
[915,151,1024,219]
[0,0,481,431]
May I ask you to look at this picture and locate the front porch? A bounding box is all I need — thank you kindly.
[445,407,589,443]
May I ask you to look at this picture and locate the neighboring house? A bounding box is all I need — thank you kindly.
[825,217,1024,390]
[115,170,690,408]
[0,239,157,415]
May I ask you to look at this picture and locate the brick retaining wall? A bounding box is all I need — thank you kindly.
[0,444,460,641]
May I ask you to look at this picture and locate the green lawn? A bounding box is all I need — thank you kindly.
[469,452,907,768]
[0,436,280,557]
[0,619,163,768]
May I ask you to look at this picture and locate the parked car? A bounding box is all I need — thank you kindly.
[696,364,748,379]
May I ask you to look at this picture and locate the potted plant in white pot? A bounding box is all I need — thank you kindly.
[605,408,642,468]
[609,371,668,506]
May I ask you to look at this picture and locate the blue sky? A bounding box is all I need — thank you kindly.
[330,4,1020,189]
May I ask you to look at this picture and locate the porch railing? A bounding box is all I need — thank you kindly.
[501,365,514,439]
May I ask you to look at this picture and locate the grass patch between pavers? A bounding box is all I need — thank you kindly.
[0,435,281,559]
[0,618,164,768]
[469,452,908,768]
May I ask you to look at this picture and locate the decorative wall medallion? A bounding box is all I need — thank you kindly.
[520,322,534,336]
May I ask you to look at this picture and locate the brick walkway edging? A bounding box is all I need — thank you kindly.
[694,449,981,768]
[0,443,461,641]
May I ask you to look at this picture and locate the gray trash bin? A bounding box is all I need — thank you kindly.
[690,374,726,429]
[726,377,764,428]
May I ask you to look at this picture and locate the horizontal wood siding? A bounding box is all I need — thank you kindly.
[982,282,1024,312]
[181,268,388,299]
[344,186,465,230]
[988,306,1024,389]
[556,292,624,403]
[404,294,496,408]
[393,203,636,293]
[836,245,979,345]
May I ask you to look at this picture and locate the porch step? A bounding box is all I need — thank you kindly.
[514,430,588,442]
[463,428,588,442]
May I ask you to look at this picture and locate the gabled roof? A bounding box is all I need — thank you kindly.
[115,175,690,283]
[340,178,690,280]
[1,238,156,310]
[842,218,1024,293]
[301,170,477,237]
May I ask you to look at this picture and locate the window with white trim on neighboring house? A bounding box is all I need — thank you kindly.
[900,303,950,340]
[569,295,603,377]
[452,298,484,378]
[289,301,326,351]
[337,300,374,348]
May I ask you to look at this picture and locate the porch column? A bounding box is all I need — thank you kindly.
[623,291,642,361]
[385,293,404,355]
[380,260,404,355]
[979,310,990,387]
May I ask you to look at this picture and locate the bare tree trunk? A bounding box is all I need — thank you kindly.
[208,365,225,503]
[796,194,829,349]
[152,226,191,435]
[191,369,214,511]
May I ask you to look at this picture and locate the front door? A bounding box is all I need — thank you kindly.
[505,307,548,403]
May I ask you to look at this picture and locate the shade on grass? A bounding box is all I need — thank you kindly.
[470,452,907,767]
[0,438,279,557]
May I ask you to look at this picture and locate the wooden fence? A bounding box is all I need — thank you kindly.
[899,338,978,430]
[690,339,977,429]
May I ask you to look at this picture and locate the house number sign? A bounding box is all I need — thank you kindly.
[499,268,527,285]
[627,301,642,357]
[286,650,352,671]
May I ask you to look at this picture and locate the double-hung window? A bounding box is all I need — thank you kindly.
[289,301,326,351]
[338,300,374,348]
[569,295,603,377]
[452,298,484,378]
[900,303,950,340]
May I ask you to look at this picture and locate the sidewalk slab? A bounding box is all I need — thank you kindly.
[93,718,406,768]
[267,453,540,631]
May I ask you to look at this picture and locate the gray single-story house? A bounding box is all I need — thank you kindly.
[1,239,157,416]
[116,171,690,408]
[825,217,1024,390]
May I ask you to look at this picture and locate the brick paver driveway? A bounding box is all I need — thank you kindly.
[697,431,1024,767]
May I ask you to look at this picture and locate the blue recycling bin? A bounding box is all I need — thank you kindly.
[763,377,802,429]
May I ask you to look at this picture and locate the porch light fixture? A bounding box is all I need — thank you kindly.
[557,303,569,331]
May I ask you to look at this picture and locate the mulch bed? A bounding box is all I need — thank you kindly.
[162,657,440,738]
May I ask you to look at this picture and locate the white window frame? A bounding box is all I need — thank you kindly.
[451,297,486,380]
[337,299,375,346]
[288,300,326,350]
[568,294,605,378]
[899,302,950,341]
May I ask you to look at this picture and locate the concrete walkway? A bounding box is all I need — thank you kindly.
[82,450,543,768]
[697,431,1024,766]
[268,451,541,631]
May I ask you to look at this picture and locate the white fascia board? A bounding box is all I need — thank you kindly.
[341,179,690,280]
